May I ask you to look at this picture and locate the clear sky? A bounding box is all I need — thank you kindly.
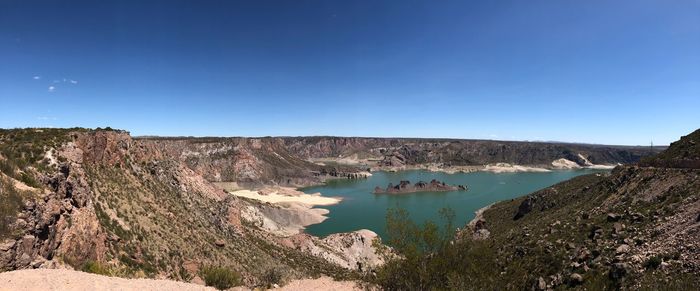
[1,1,698,145]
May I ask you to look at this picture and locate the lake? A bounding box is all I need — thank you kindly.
[301,169,605,239]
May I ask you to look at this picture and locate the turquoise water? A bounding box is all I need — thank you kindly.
[301,169,604,239]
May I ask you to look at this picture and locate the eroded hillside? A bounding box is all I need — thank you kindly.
[0,129,380,288]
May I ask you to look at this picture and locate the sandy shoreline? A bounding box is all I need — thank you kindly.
[373,161,617,174]
[482,163,551,173]
[228,187,341,207]
[225,187,342,236]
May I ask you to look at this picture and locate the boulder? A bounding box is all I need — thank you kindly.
[569,273,584,286]
[607,213,621,222]
[610,262,630,280]
[615,244,630,255]
[514,197,534,220]
[0,240,15,252]
[612,222,624,234]
[536,277,547,290]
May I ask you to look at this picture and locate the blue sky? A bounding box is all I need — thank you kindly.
[1,0,698,145]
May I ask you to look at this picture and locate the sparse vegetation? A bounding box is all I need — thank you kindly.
[0,178,27,239]
[374,207,504,290]
[260,267,285,288]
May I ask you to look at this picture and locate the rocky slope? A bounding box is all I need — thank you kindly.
[640,128,700,169]
[460,129,700,289]
[0,129,381,288]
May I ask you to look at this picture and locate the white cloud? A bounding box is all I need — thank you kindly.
[33,76,41,80]
[36,116,56,121]
[69,79,78,84]
[48,86,55,92]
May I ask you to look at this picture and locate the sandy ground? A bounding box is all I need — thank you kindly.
[551,158,582,169]
[229,187,341,207]
[278,276,362,291]
[585,164,617,169]
[308,154,377,166]
[0,269,215,291]
[482,163,551,173]
[0,269,362,291]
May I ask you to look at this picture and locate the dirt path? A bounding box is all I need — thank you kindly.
[0,269,214,291]
[0,269,363,291]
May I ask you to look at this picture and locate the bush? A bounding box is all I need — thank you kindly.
[261,267,284,288]
[201,266,241,290]
[81,260,111,276]
[19,172,41,188]
[644,256,662,270]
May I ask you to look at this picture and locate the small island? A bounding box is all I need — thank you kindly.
[374,179,468,194]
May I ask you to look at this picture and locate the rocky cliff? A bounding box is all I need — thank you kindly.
[137,137,367,188]
[283,136,660,170]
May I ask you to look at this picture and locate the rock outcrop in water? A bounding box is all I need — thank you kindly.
[373,179,467,194]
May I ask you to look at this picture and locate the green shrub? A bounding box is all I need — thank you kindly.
[81,260,111,276]
[19,172,41,188]
[644,256,662,270]
[0,179,26,238]
[201,266,241,290]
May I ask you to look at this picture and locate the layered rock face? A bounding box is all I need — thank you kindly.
[137,137,365,187]
[283,137,659,168]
